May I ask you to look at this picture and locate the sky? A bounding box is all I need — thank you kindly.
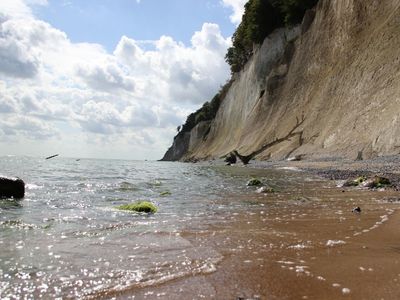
[0,0,247,160]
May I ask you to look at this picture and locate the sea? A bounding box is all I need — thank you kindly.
[0,156,267,298]
[0,156,397,299]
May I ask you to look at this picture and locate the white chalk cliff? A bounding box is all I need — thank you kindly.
[163,0,400,161]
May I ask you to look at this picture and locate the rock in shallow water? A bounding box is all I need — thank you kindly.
[247,178,262,186]
[256,186,275,193]
[116,201,158,214]
[0,177,25,199]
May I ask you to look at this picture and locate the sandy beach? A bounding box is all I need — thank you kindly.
[114,157,400,299]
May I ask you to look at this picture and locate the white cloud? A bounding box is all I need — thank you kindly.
[0,0,47,19]
[76,62,135,92]
[0,95,17,113]
[0,1,232,159]
[0,115,59,140]
[221,0,247,25]
[0,1,33,19]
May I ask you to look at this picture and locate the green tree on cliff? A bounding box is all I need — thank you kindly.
[272,0,319,24]
[225,0,281,73]
[225,0,319,73]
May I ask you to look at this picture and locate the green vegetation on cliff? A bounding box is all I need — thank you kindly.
[275,0,320,24]
[182,0,319,131]
[179,80,232,134]
[225,0,319,73]
[165,0,319,160]
[225,0,281,73]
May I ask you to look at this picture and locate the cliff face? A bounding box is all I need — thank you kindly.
[163,0,400,161]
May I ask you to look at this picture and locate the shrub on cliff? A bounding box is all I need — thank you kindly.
[226,0,281,73]
[225,0,319,73]
[273,0,319,25]
[179,80,233,134]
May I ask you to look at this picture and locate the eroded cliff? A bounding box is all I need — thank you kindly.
[163,0,400,161]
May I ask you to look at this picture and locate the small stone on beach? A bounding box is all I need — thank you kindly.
[342,288,351,294]
[256,186,275,193]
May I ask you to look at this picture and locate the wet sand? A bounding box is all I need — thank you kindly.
[205,192,400,300]
[112,159,400,299]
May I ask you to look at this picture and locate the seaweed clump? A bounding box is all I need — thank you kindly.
[341,176,391,189]
[363,176,391,189]
[116,201,158,214]
[343,176,367,187]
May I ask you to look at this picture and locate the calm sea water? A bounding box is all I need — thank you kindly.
[0,156,337,299]
[2,156,398,299]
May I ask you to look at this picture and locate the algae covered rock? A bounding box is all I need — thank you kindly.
[341,175,391,189]
[116,201,158,213]
[342,176,366,187]
[247,178,262,186]
[362,176,391,188]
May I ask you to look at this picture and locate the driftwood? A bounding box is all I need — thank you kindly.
[233,116,305,165]
[46,154,59,160]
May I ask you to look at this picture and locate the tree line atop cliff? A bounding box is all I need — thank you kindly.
[177,79,233,134]
[226,0,319,73]
[175,0,318,139]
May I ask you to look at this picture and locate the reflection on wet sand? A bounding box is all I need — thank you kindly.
[129,178,400,300]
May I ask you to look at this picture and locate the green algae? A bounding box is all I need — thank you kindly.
[116,201,158,214]
[368,176,391,189]
[344,176,366,187]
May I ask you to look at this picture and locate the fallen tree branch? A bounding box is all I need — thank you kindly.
[233,115,305,165]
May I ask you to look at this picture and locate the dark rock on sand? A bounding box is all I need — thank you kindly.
[0,177,25,199]
[352,207,361,213]
[225,152,237,165]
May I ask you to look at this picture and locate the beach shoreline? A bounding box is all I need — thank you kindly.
[250,155,400,188]
[112,157,400,299]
